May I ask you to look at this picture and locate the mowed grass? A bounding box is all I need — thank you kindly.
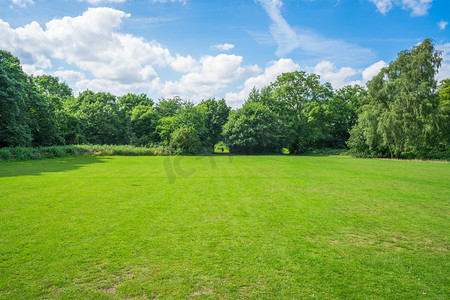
[0,156,449,299]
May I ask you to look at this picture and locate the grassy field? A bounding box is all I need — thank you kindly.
[0,155,449,299]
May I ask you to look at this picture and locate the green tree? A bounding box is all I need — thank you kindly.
[26,81,64,146]
[156,116,177,146]
[158,102,209,153]
[0,50,32,147]
[324,85,366,148]
[258,71,333,153]
[348,39,443,158]
[196,98,230,151]
[72,91,125,145]
[117,93,154,144]
[155,96,184,118]
[223,102,282,154]
[33,75,72,101]
[129,105,160,146]
[437,79,450,147]
[33,75,74,145]
[118,93,154,113]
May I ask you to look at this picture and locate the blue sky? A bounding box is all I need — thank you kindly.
[1,0,449,106]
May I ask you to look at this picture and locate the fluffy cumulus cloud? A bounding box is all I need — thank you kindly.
[312,61,358,88]
[309,60,388,89]
[170,55,197,73]
[53,70,86,82]
[361,60,387,82]
[212,43,235,51]
[0,7,171,93]
[226,58,299,106]
[161,54,260,100]
[369,0,433,16]
[255,0,374,65]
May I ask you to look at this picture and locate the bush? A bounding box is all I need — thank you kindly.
[302,148,348,156]
[0,144,169,162]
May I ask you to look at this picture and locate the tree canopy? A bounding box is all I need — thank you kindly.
[348,39,444,158]
[0,40,448,159]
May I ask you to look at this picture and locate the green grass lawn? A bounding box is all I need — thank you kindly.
[0,155,449,299]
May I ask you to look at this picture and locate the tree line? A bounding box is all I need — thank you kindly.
[1,39,449,158]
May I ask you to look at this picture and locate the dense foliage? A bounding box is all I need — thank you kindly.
[348,39,447,158]
[1,39,448,158]
[223,102,282,153]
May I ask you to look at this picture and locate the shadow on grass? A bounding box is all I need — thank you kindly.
[0,156,109,178]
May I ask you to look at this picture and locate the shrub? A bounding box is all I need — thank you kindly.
[0,144,168,162]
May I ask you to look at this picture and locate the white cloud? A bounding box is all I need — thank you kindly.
[77,0,126,4]
[226,58,299,106]
[170,55,197,72]
[438,20,448,30]
[75,78,156,95]
[161,54,260,100]
[401,0,433,16]
[53,70,86,82]
[0,7,174,95]
[362,60,388,82]
[311,60,388,89]
[255,0,374,65]
[11,0,34,8]
[256,0,299,57]
[369,0,393,14]
[226,58,391,106]
[369,0,433,16]
[213,43,235,51]
[313,61,358,88]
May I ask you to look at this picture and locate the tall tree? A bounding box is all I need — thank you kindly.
[129,105,160,146]
[0,50,32,147]
[117,93,154,144]
[348,39,443,158]
[437,79,450,147]
[263,71,333,153]
[26,81,64,146]
[33,75,73,145]
[71,91,125,145]
[196,98,230,152]
[324,85,366,148]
